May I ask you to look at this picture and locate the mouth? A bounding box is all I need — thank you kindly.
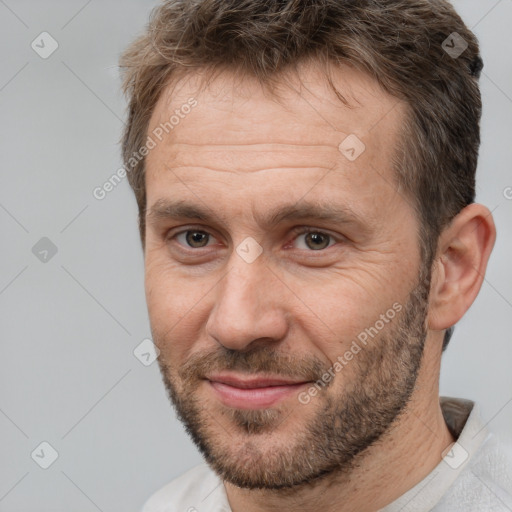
[205,372,312,409]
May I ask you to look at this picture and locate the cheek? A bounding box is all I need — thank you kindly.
[292,269,407,360]
[144,260,214,359]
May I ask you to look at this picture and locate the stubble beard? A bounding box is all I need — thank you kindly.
[154,269,431,490]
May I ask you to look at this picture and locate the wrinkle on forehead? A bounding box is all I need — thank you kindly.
[150,141,343,176]
[145,60,407,203]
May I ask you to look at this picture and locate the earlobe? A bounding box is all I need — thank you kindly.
[427,203,496,332]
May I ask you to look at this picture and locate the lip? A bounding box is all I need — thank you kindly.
[207,373,309,388]
[206,373,311,409]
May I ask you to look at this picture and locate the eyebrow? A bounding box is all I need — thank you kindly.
[146,198,369,233]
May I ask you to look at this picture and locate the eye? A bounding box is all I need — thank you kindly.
[168,227,341,252]
[291,228,339,251]
[173,229,217,249]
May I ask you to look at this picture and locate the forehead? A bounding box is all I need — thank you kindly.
[149,61,405,149]
[145,61,408,219]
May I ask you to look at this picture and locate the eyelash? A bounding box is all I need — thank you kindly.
[167,226,342,252]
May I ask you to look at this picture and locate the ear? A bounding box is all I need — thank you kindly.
[428,203,496,332]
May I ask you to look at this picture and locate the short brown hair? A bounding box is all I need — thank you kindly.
[119,0,483,350]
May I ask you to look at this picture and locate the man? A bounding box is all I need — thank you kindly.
[119,0,512,510]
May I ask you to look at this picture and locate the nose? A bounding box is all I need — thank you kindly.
[205,253,289,351]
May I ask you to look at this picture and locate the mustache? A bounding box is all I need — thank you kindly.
[175,346,331,384]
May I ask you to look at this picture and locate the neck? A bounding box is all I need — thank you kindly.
[224,337,454,512]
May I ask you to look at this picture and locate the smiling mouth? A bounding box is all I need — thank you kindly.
[205,373,312,409]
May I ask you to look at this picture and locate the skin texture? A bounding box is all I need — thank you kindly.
[143,62,496,512]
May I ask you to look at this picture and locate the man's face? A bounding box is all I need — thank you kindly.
[144,63,430,489]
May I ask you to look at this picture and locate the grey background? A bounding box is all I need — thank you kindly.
[0,0,511,511]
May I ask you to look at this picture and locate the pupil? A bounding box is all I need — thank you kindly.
[307,233,328,250]
[187,231,207,247]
